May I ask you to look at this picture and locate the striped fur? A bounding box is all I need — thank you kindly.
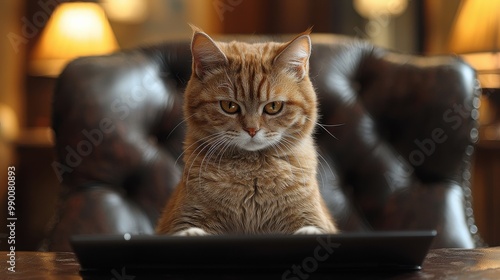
[156,30,337,235]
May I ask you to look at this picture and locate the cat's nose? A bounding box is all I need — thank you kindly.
[244,127,259,137]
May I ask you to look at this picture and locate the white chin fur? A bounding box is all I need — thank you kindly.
[235,134,277,151]
[241,142,268,151]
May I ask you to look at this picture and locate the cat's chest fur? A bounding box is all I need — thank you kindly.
[190,151,310,195]
[183,150,317,233]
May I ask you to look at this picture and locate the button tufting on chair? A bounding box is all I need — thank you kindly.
[45,35,483,251]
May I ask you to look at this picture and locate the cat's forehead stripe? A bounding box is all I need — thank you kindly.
[237,63,270,102]
[248,64,254,100]
[235,74,243,100]
[223,41,277,65]
[216,41,286,102]
[257,76,267,101]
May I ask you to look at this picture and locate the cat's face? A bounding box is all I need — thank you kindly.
[184,30,317,153]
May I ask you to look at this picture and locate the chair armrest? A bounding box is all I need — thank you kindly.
[46,185,154,252]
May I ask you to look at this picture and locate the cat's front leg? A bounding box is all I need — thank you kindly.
[294,226,325,235]
[173,227,209,236]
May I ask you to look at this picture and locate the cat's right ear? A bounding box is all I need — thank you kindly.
[191,30,228,80]
[274,30,312,81]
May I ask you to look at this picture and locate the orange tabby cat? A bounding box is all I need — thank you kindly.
[156,28,337,236]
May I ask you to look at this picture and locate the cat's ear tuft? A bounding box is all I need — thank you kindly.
[273,32,312,81]
[191,30,227,80]
[188,23,203,33]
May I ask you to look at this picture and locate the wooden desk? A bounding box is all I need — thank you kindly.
[1,248,500,279]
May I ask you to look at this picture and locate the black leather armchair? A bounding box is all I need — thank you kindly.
[46,34,482,251]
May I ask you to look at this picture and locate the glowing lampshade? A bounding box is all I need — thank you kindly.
[0,103,19,142]
[100,0,148,23]
[30,2,119,77]
[353,0,408,18]
[448,0,500,88]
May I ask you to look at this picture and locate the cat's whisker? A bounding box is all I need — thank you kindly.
[316,151,336,191]
[167,114,196,140]
[316,122,344,140]
[279,140,302,170]
[203,137,224,165]
[316,123,340,140]
[176,133,217,163]
[319,123,345,127]
[184,132,226,184]
[175,132,224,167]
[201,136,227,173]
[306,116,343,140]
[200,142,217,173]
[281,134,310,188]
[185,140,212,183]
[218,141,234,170]
[199,137,228,188]
[217,140,234,171]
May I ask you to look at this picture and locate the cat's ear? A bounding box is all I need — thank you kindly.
[191,28,228,80]
[273,30,312,80]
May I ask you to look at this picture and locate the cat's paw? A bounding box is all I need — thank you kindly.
[173,227,209,236]
[294,226,324,235]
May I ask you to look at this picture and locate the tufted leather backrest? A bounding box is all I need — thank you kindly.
[46,34,481,251]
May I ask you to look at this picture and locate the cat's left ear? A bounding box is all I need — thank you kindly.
[191,28,228,80]
[274,30,312,80]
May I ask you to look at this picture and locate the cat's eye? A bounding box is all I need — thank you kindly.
[264,101,284,115]
[220,101,240,114]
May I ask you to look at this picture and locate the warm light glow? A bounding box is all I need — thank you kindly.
[353,0,408,18]
[100,0,148,23]
[449,0,500,88]
[30,2,119,77]
[449,0,500,54]
[0,104,19,143]
[461,53,500,73]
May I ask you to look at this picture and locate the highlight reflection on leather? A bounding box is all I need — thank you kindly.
[46,35,481,251]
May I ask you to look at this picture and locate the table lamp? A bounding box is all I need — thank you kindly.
[29,2,119,77]
[448,0,500,89]
[353,0,408,18]
[352,0,408,49]
[449,0,500,135]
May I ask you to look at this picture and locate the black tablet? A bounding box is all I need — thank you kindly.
[71,231,436,278]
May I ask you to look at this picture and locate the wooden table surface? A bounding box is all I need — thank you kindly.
[1,247,500,279]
